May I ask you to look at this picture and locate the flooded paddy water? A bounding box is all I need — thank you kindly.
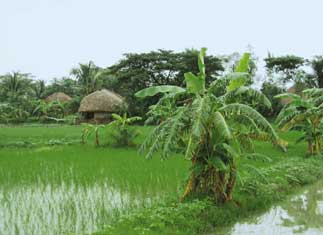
[218,180,323,235]
[0,145,186,235]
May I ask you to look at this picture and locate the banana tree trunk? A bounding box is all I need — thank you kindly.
[225,164,236,202]
[95,129,100,146]
[314,137,321,154]
[307,141,314,155]
[181,156,198,201]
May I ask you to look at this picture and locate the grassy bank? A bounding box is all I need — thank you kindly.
[0,126,322,235]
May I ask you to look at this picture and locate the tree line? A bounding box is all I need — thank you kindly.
[0,49,323,123]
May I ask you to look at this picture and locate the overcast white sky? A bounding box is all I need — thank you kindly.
[1,0,323,81]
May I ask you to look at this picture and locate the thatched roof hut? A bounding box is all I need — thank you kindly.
[78,89,124,112]
[280,85,303,105]
[45,92,72,103]
[78,89,124,123]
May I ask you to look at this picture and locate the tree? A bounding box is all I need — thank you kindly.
[81,123,105,146]
[45,77,79,97]
[32,80,46,99]
[310,56,323,88]
[107,113,142,147]
[0,72,34,101]
[260,81,286,117]
[33,100,66,120]
[275,88,323,156]
[136,49,283,203]
[70,61,103,95]
[109,49,224,116]
[222,48,258,85]
[264,54,305,83]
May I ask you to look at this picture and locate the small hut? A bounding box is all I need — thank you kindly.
[280,85,303,105]
[78,89,124,123]
[45,92,72,103]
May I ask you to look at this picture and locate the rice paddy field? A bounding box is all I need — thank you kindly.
[0,125,322,235]
[0,125,188,234]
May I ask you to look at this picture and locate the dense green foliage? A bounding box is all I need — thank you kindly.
[311,56,323,88]
[136,49,284,202]
[264,54,305,83]
[275,88,323,155]
[108,49,224,116]
[1,49,323,124]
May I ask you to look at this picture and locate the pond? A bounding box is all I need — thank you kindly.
[218,180,323,235]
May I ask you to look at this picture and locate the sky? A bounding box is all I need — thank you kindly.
[1,0,323,81]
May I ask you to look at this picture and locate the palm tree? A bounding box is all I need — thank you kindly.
[0,72,33,101]
[311,56,323,88]
[70,61,103,95]
[275,88,323,155]
[32,80,46,99]
[135,48,284,203]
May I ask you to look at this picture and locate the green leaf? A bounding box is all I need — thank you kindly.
[274,93,300,100]
[208,157,228,172]
[212,111,232,142]
[225,86,272,109]
[135,85,185,98]
[184,72,204,95]
[226,72,249,91]
[198,48,207,79]
[111,113,122,121]
[235,53,250,72]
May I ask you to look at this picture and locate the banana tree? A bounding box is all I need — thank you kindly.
[33,100,65,120]
[135,48,283,203]
[81,123,105,146]
[107,113,142,147]
[275,88,323,155]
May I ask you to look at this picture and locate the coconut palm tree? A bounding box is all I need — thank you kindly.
[70,61,104,95]
[32,80,46,99]
[135,48,284,203]
[275,88,323,155]
[311,56,323,88]
[0,72,33,101]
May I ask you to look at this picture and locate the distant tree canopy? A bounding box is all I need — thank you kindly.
[2,49,323,124]
[224,51,258,84]
[311,56,323,88]
[45,77,79,97]
[260,81,285,117]
[264,54,305,83]
[108,49,224,115]
[70,61,102,96]
[0,72,34,102]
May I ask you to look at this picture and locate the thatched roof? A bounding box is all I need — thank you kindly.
[78,89,124,112]
[45,92,72,103]
[280,85,302,105]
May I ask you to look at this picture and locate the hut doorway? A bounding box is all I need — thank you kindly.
[85,112,94,120]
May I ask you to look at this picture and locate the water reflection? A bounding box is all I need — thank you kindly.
[220,181,323,235]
